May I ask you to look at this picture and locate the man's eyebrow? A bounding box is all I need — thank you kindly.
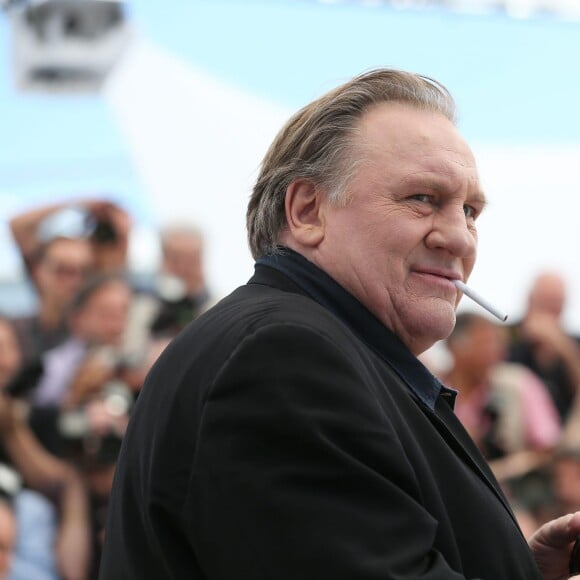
[400,173,488,204]
[469,191,488,208]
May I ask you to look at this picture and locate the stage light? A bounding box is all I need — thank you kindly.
[5,0,132,93]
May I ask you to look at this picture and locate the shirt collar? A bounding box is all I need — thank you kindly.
[256,248,456,411]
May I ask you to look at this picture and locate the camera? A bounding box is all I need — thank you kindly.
[0,463,21,505]
[57,379,132,470]
[90,218,118,245]
[5,357,44,399]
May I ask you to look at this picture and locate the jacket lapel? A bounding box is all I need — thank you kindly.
[424,394,525,537]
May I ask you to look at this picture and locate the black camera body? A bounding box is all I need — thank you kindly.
[5,357,44,399]
[90,218,118,244]
[57,380,132,471]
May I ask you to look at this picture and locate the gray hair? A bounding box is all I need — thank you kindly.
[246,68,457,259]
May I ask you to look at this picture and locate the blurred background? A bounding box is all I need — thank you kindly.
[1,0,580,327]
[1,3,580,577]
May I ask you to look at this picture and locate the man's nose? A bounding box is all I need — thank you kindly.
[425,205,477,257]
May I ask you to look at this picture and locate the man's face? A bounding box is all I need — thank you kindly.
[75,281,132,346]
[36,238,94,307]
[451,319,507,376]
[162,232,204,293]
[315,103,484,354]
[528,274,566,320]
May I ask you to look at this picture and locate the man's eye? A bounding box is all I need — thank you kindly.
[411,194,433,204]
[463,204,477,219]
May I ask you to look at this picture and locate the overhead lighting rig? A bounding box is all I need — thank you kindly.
[2,0,132,94]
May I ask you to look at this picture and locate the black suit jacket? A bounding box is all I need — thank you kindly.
[100,263,542,579]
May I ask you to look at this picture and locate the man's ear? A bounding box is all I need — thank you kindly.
[284,179,325,248]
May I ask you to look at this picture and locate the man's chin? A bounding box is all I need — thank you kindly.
[409,303,456,348]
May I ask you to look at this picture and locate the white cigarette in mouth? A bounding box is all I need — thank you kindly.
[452,279,508,322]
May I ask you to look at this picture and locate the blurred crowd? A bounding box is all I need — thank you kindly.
[0,198,214,580]
[2,197,580,578]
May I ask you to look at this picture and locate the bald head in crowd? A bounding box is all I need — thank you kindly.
[527,272,567,320]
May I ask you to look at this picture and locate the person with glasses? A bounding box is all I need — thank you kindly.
[11,236,95,365]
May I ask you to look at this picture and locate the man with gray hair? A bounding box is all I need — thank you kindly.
[152,222,213,334]
[101,68,580,579]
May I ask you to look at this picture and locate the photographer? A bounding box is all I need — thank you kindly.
[0,394,92,580]
[9,197,131,279]
[0,317,91,580]
[8,198,132,365]
[84,200,131,275]
[57,385,132,579]
[10,236,94,365]
[127,222,215,353]
[6,295,135,578]
[31,272,135,413]
[443,313,561,478]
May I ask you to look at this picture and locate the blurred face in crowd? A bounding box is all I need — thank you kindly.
[528,273,566,320]
[161,230,205,294]
[303,103,485,354]
[0,501,16,579]
[35,238,94,308]
[448,317,507,381]
[73,280,132,346]
[0,320,22,390]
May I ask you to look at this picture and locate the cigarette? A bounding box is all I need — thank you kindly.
[452,279,508,322]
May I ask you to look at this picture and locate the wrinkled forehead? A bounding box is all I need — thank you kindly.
[354,102,483,196]
[358,101,465,148]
